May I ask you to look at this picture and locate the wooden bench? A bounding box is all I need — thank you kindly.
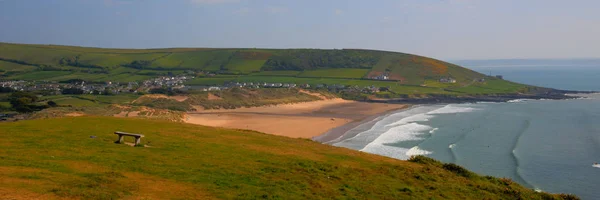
[114,131,145,146]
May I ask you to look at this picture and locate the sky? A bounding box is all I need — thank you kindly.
[0,0,599,60]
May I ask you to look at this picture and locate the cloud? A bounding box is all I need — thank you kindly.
[190,0,240,5]
[334,9,343,15]
[266,6,288,14]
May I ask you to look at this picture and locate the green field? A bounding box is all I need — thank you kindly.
[0,117,577,199]
[249,70,301,76]
[0,42,532,95]
[447,79,528,94]
[297,68,369,79]
[8,71,73,81]
[0,60,37,73]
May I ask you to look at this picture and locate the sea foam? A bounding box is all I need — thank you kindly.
[339,104,480,160]
[426,104,480,114]
[360,122,434,160]
[406,146,433,156]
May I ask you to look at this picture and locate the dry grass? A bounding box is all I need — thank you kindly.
[0,117,577,199]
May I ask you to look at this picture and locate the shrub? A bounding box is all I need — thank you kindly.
[442,163,475,178]
[408,155,441,166]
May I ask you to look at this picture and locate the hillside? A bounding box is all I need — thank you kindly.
[0,42,533,95]
[0,117,577,199]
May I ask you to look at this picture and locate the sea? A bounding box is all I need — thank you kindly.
[329,59,600,199]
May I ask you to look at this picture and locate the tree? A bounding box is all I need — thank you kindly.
[47,101,57,107]
[9,92,40,113]
[0,87,14,93]
[62,88,84,95]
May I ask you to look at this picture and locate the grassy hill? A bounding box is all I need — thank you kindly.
[0,117,577,199]
[0,42,533,95]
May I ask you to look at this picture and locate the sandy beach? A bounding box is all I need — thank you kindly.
[184,99,407,139]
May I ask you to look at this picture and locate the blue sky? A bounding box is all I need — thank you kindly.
[0,0,599,60]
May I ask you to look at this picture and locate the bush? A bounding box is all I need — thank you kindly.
[442,163,475,178]
[408,155,441,166]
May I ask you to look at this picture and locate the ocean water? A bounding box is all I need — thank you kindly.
[331,62,600,199]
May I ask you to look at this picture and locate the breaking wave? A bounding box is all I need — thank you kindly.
[354,104,479,160]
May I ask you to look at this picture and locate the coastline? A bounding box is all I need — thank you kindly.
[312,105,413,144]
[184,98,408,139]
[183,91,588,142]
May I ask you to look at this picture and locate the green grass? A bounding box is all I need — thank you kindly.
[0,60,37,73]
[0,42,538,96]
[0,101,10,107]
[50,97,99,107]
[447,79,527,94]
[8,71,73,81]
[224,59,267,74]
[249,70,301,76]
[187,88,323,109]
[188,76,448,95]
[0,117,578,199]
[297,68,370,79]
[77,94,140,104]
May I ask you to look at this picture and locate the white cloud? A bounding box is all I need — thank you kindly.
[334,9,343,15]
[190,0,240,5]
[266,6,288,14]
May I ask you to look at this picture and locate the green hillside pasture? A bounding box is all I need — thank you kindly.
[0,117,574,199]
[224,59,267,74]
[44,96,99,107]
[224,50,273,73]
[151,50,232,69]
[0,43,79,65]
[445,63,486,83]
[77,53,168,68]
[186,77,237,86]
[77,94,140,104]
[448,79,527,94]
[236,76,446,94]
[298,68,370,79]
[0,43,215,54]
[422,80,459,88]
[203,50,235,72]
[0,101,11,109]
[137,69,185,76]
[249,70,301,76]
[107,67,140,75]
[187,76,446,94]
[0,60,37,73]
[39,72,108,82]
[388,57,431,85]
[371,54,399,72]
[8,71,72,81]
[94,73,152,82]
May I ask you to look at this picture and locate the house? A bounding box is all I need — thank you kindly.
[370,72,390,80]
[495,75,503,80]
[439,77,457,83]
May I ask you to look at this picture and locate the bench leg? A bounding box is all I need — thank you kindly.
[115,135,124,144]
[134,137,141,146]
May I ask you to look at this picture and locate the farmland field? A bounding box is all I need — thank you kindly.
[0,42,529,95]
[249,70,301,76]
[298,68,370,79]
[0,60,37,73]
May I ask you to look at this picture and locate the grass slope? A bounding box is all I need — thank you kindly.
[0,117,576,199]
[0,42,530,94]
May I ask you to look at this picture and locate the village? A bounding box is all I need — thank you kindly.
[0,75,389,95]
